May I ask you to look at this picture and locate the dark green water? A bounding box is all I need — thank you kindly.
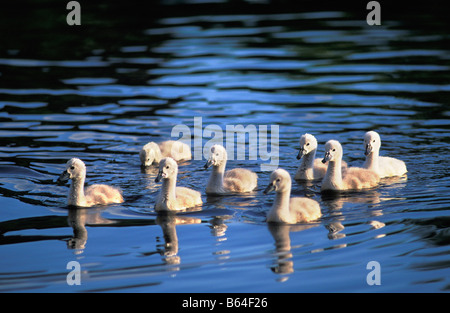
[0,0,449,292]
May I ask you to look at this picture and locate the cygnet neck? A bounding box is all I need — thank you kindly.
[365,148,380,172]
[69,174,87,206]
[324,158,343,189]
[160,173,177,203]
[273,187,291,215]
[271,181,292,221]
[207,160,227,194]
[300,148,317,177]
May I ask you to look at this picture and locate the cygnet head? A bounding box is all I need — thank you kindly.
[155,157,178,183]
[57,158,86,183]
[263,168,292,194]
[364,131,381,156]
[140,142,159,167]
[204,144,227,169]
[322,140,343,163]
[297,133,318,160]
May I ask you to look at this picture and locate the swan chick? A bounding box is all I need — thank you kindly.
[363,131,407,178]
[294,133,327,180]
[321,140,380,192]
[204,144,257,195]
[57,158,124,207]
[294,133,347,180]
[140,140,191,166]
[155,157,202,212]
[264,168,321,224]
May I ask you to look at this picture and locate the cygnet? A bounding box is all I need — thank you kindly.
[154,157,202,211]
[294,133,347,180]
[264,168,321,223]
[204,144,257,195]
[57,158,124,207]
[140,140,191,167]
[363,131,407,178]
[321,140,380,192]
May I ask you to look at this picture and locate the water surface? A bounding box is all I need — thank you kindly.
[0,0,449,292]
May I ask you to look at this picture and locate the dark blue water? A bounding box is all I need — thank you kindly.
[0,1,449,292]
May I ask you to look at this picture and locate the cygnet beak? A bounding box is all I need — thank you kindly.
[322,152,331,164]
[144,159,153,167]
[57,170,70,184]
[155,171,164,183]
[296,148,305,160]
[365,144,372,156]
[263,183,275,195]
[204,158,213,169]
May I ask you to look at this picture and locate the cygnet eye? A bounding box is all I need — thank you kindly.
[332,149,336,152]
[306,143,310,146]
[165,165,169,169]
[276,178,281,182]
[70,166,75,170]
[372,139,376,143]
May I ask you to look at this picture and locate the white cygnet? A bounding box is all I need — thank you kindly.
[321,140,380,192]
[294,133,347,180]
[204,144,258,195]
[140,140,191,167]
[363,131,407,178]
[154,157,202,212]
[57,158,124,207]
[264,168,321,224]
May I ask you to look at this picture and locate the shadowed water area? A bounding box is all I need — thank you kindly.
[0,0,449,292]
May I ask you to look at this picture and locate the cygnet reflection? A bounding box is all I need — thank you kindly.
[321,189,386,244]
[267,222,318,281]
[66,207,116,253]
[156,213,202,265]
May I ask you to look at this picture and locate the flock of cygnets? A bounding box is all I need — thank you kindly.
[57,130,407,225]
